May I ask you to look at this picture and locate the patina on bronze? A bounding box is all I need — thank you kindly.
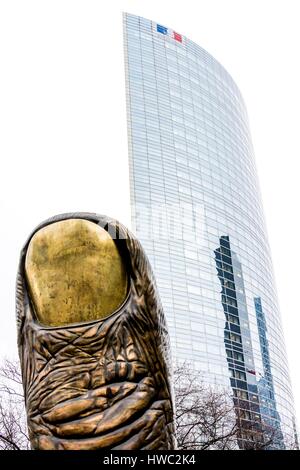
[16,213,176,450]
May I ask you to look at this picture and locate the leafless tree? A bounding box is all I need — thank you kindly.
[0,358,297,450]
[174,363,239,449]
[174,363,297,450]
[237,415,298,450]
[234,410,282,450]
[0,358,29,450]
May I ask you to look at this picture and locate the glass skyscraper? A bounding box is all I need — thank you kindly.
[123,12,297,448]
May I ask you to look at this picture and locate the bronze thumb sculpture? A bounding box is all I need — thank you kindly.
[16,213,176,450]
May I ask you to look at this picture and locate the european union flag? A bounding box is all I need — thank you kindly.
[157,24,168,35]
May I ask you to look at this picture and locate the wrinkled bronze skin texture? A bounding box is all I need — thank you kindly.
[16,213,176,450]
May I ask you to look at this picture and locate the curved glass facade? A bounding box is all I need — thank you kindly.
[123,13,297,448]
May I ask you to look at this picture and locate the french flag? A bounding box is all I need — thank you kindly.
[173,31,182,43]
[156,23,183,44]
[156,24,168,35]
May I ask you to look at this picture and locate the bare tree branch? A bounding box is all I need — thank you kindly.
[0,432,21,450]
[174,362,295,450]
[0,358,297,450]
[174,363,238,450]
[0,358,29,450]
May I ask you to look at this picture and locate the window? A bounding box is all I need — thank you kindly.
[227,297,237,307]
[223,263,233,273]
[233,352,244,362]
[230,333,242,344]
[189,303,202,313]
[228,314,239,325]
[186,266,198,276]
[185,249,197,259]
[234,389,248,400]
[224,279,235,289]
[240,410,251,420]
[235,370,246,381]
[187,285,201,295]
[191,321,204,332]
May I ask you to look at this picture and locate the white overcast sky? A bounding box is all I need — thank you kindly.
[1,0,300,422]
